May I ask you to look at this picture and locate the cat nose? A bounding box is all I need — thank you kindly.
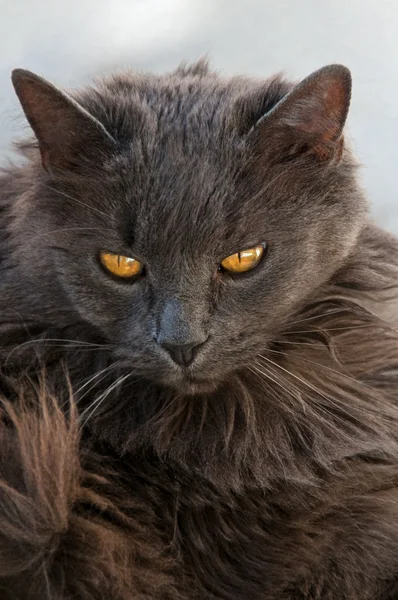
[160,340,207,367]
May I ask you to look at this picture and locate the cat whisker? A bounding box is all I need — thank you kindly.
[283,324,384,335]
[25,226,110,244]
[78,371,135,429]
[241,165,300,206]
[274,340,324,347]
[74,362,121,399]
[286,308,354,327]
[9,337,108,348]
[145,389,182,425]
[266,346,381,396]
[252,361,352,435]
[258,354,332,404]
[257,354,369,423]
[4,338,112,367]
[43,185,110,220]
[242,166,337,211]
[250,360,348,440]
[64,362,126,418]
[249,364,306,414]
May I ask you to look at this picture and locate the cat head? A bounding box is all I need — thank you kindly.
[9,61,366,395]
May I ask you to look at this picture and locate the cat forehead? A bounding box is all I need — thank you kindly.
[72,77,290,244]
[92,72,239,119]
[76,70,287,150]
[74,77,253,212]
[74,73,289,211]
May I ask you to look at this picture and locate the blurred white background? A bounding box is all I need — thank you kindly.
[1,0,397,231]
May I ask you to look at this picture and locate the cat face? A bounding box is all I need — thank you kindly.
[10,63,366,394]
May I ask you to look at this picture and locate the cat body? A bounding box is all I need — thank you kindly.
[0,60,397,599]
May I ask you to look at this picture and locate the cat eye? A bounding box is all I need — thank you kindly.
[220,244,265,274]
[99,251,144,279]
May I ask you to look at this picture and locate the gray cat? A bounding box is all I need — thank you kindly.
[0,60,397,599]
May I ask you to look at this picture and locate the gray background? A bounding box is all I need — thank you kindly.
[1,0,397,232]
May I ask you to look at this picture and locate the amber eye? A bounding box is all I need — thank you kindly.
[99,251,144,279]
[220,244,265,274]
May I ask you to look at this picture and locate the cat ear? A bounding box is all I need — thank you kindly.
[11,69,116,171]
[248,65,351,162]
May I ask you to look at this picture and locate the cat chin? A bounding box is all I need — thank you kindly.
[161,373,220,396]
[180,377,220,396]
